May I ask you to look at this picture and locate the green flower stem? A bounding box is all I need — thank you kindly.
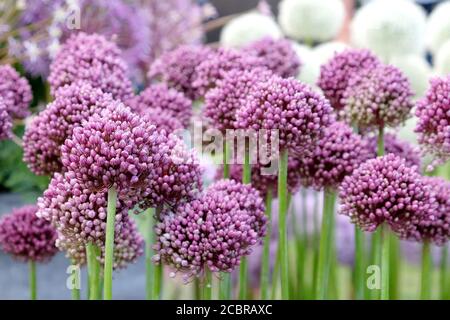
[203,269,213,300]
[145,208,156,300]
[380,224,390,300]
[238,143,251,299]
[29,260,36,300]
[103,186,117,300]
[260,189,273,299]
[278,149,289,299]
[86,243,102,300]
[71,260,80,300]
[152,205,164,300]
[312,192,320,296]
[441,245,448,299]
[292,198,305,299]
[369,228,381,300]
[389,234,400,300]
[223,140,230,179]
[421,240,432,300]
[315,188,336,299]
[354,227,365,300]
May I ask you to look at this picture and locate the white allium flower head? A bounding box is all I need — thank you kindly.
[426,1,450,54]
[390,55,432,99]
[313,41,349,66]
[351,0,426,61]
[291,42,320,87]
[278,0,345,42]
[220,12,282,48]
[435,39,450,76]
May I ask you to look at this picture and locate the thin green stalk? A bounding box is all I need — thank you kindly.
[380,224,390,300]
[29,261,36,300]
[278,149,289,299]
[145,208,156,300]
[315,188,336,299]
[223,140,230,179]
[312,192,320,296]
[354,227,365,300]
[71,260,80,300]
[328,202,337,300]
[103,187,117,300]
[292,199,305,299]
[86,243,101,300]
[238,142,251,299]
[300,189,308,298]
[152,205,164,300]
[421,240,432,300]
[194,279,201,300]
[260,189,273,299]
[203,270,213,300]
[389,234,400,300]
[441,245,448,299]
[369,228,381,300]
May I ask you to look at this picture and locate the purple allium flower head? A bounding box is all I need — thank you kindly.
[204,68,273,132]
[60,103,165,196]
[400,177,450,245]
[236,75,334,153]
[341,64,414,131]
[192,48,265,97]
[128,83,192,128]
[317,49,380,111]
[153,179,266,281]
[0,65,32,119]
[339,154,431,233]
[414,76,450,166]
[37,171,137,249]
[148,45,213,100]
[297,121,372,190]
[140,109,183,134]
[242,37,301,78]
[0,98,12,140]
[366,133,422,170]
[48,32,134,102]
[0,205,57,263]
[23,82,115,175]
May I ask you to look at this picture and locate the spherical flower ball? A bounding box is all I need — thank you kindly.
[220,12,282,48]
[153,179,266,280]
[241,37,301,78]
[278,0,345,42]
[192,48,265,97]
[148,45,213,100]
[127,83,192,128]
[350,0,426,61]
[0,205,58,263]
[435,39,450,76]
[296,122,372,190]
[140,108,183,134]
[414,76,450,165]
[0,98,12,140]
[204,68,274,132]
[60,103,162,196]
[426,1,450,54]
[341,64,414,131]
[390,55,432,99]
[366,133,422,170]
[339,154,431,233]
[37,171,137,249]
[291,43,320,87]
[0,65,32,119]
[401,177,450,246]
[48,32,134,102]
[317,49,381,111]
[23,82,115,175]
[236,76,334,153]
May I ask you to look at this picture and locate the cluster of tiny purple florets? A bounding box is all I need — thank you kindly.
[317,49,380,111]
[341,64,414,131]
[297,121,372,190]
[128,83,192,128]
[192,48,265,97]
[153,179,266,281]
[204,68,273,132]
[242,37,301,78]
[23,82,115,175]
[0,65,32,119]
[0,205,58,263]
[415,76,450,166]
[339,154,431,233]
[48,32,134,102]
[0,98,12,140]
[236,76,334,153]
[148,45,213,100]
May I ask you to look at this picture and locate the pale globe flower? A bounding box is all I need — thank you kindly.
[278,0,345,42]
[426,1,450,54]
[291,42,320,87]
[313,41,349,66]
[390,55,432,99]
[435,39,450,76]
[350,0,426,61]
[220,12,282,48]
